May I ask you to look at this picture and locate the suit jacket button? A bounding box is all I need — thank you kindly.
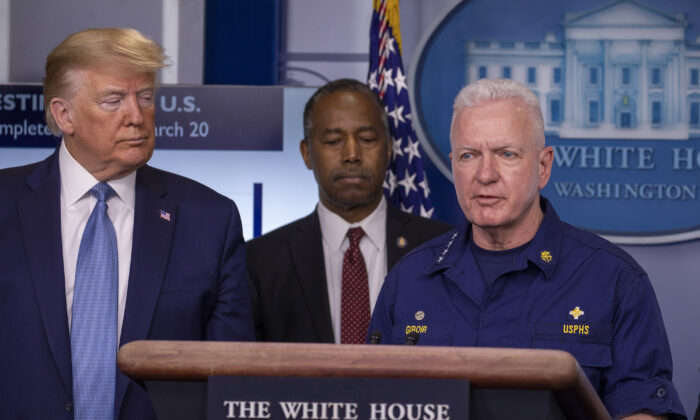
[65,402,73,413]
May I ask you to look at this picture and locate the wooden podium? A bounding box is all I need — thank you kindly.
[117,340,611,420]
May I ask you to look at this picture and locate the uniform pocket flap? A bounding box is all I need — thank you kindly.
[532,322,612,368]
[532,337,612,368]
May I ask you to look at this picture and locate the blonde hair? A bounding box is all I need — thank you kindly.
[43,28,169,134]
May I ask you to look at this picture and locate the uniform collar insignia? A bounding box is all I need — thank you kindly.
[396,236,408,248]
[436,231,459,263]
[540,250,553,263]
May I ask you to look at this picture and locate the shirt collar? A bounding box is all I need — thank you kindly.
[58,140,136,210]
[317,196,387,253]
[519,197,563,279]
[426,219,468,275]
[426,196,563,279]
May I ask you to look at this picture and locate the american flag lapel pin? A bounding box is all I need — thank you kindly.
[160,209,171,222]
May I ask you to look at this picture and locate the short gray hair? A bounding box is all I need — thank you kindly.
[451,78,544,146]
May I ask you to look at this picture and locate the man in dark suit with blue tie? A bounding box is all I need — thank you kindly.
[0,28,253,419]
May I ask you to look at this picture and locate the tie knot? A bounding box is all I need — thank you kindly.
[347,227,365,246]
[89,182,116,203]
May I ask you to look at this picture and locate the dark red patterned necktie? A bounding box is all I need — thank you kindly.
[340,227,370,344]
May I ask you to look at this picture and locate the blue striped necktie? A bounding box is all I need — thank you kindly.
[71,182,118,420]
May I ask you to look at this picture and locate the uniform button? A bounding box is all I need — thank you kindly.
[65,402,73,413]
[654,387,666,398]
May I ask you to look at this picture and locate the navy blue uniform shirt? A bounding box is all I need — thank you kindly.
[369,198,686,419]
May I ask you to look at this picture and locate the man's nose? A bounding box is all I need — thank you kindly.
[122,94,145,126]
[475,154,499,184]
[342,136,361,162]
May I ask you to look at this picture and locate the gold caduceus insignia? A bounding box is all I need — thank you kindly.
[540,251,552,263]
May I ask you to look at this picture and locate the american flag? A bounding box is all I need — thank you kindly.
[369,0,435,219]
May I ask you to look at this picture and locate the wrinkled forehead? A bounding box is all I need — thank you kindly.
[311,91,385,131]
[450,99,544,149]
[64,65,156,95]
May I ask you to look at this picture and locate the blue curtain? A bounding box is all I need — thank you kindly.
[205,0,279,85]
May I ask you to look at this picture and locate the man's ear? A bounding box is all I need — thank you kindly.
[300,138,313,170]
[538,145,554,190]
[50,98,75,135]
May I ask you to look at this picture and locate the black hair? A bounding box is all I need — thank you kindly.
[302,78,390,141]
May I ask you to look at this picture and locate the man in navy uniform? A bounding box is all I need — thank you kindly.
[247,79,451,344]
[369,78,685,419]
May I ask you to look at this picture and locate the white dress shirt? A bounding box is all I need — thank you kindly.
[317,197,388,344]
[59,141,135,342]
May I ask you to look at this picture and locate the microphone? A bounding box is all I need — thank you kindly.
[369,330,382,344]
[404,331,420,345]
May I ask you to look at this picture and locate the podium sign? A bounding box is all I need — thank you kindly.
[207,376,469,420]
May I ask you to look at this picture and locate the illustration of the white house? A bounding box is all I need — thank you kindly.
[465,0,700,139]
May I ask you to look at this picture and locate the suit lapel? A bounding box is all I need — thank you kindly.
[289,212,334,342]
[386,206,421,269]
[17,150,73,394]
[115,166,176,416]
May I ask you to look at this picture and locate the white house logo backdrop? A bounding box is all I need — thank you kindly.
[411,0,700,244]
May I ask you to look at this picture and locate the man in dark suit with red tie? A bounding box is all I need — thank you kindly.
[0,28,253,419]
[247,79,451,344]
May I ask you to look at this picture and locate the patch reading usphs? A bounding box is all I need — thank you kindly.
[563,306,589,335]
[415,310,425,321]
[396,236,408,248]
[562,306,590,335]
[563,324,590,335]
[540,250,552,263]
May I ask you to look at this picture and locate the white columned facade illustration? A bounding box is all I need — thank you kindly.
[603,40,614,128]
[639,40,650,128]
[462,0,696,140]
